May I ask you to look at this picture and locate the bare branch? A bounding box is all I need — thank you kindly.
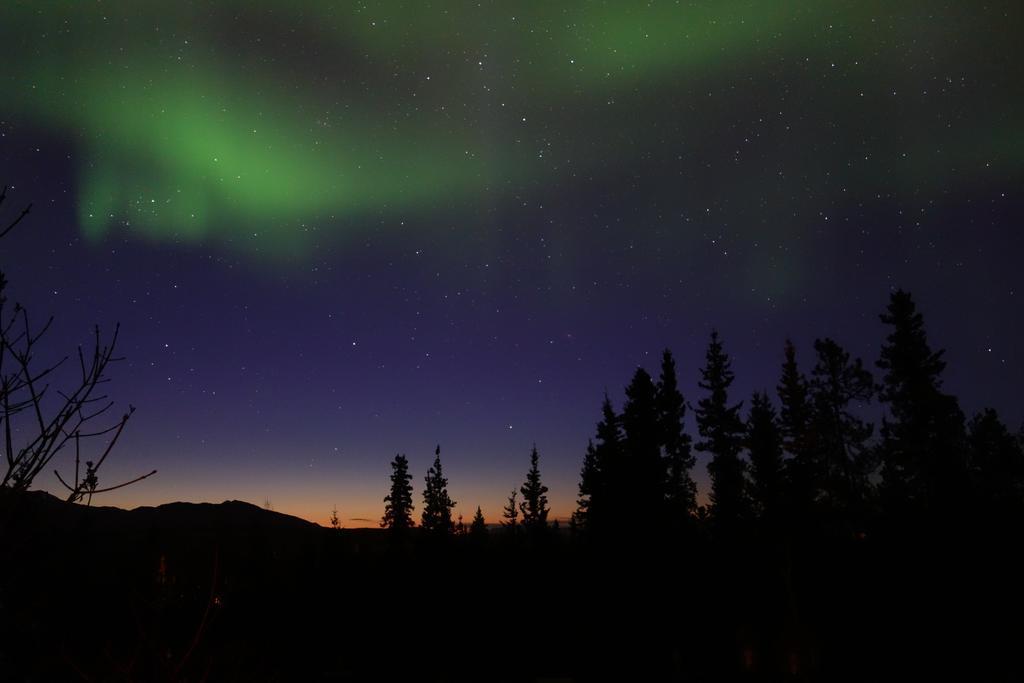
[3,186,147,502]
[93,406,135,472]
[53,468,76,492]
[0,186,32,239]
[86,469,158,495]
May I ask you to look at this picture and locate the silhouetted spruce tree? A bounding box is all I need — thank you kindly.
[808,339,875,519]
[421,445,455,534]
[381,454,414,531]
[622,368,666,529]
[519,445,550,532]
[777,339,815,511]
[330,506,341,531]
[695,330,751,531]
[501,490,519,534]
[573,439,599,530]
[876,290,967,517]
[470,506,488,537]
[656,349,697,525]
[746,391,785,524]
[778,340,811,448]
[583,393,623,533]
[968,409,1024,513]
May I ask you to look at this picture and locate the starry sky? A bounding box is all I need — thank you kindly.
[1,1,1021,526]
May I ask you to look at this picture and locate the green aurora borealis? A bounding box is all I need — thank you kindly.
[3,1,1018,258]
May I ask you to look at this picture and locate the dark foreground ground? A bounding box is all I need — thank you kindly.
[1,490,1021,681]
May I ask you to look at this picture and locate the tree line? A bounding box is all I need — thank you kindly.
[380,443,551,539]
[374,290,1023,546]
[571,289,1023,542]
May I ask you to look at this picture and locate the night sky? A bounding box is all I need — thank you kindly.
[1,2,1020,526]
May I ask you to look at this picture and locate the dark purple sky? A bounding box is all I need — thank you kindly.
[1,2,1021,525]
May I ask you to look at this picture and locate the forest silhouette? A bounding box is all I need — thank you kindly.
[2,187,1023,680]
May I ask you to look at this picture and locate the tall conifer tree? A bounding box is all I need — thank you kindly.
[808,339,874,515]
[573,439,599,530]
[657,349,697,523]
[579,394,623,533]
[622,368,665,528]
[501,490,519,534]
[519,445,550,532]
[778,339,812,456]
[695,330,750,530]
[777,339,816,515]
[747,391,785,523]
[877,291,967,514]
[421,445,456,534]
[381,454,414,532]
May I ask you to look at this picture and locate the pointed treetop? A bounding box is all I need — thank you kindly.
[519,444,550,531]
[778,338,811,457]
[382,453,415,531]
[470,505,488,536]
[878,289,947,398]
[421,445,455,534]
[695,330,750,528]
[501,489,519,532]
[658,348,697,518]
[696,329,744,458]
